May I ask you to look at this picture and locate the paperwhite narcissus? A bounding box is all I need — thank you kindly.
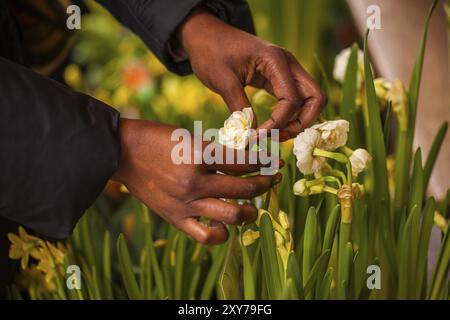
[349,148,372,175]
[374,78,392,107]
[242,229,260,246]
[333,47,364,88]
[293,179,308,196]
[311,120,350,151]
[278,211,290,230]
[293,128,326,175]
[218,107,254,150]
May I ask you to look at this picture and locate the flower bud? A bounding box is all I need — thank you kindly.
[278,211,290,230]
[293,179,308,196]
[434,211,448,232]
[242,229,260,246]
[349,148,372,175]
[387,79,408,130]
[274,231,285,247]
[374,78,391,109]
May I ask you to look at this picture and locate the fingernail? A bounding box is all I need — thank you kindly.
[210,220,224,228]
[279,131,290,142]
[274,172,283,185]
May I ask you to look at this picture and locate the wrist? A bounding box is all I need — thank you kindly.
[176,6,221,57]
[112,118,136,183]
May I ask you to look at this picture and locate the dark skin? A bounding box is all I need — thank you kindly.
[112,9,326,244]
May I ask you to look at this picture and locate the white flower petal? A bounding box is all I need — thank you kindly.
[350,148,372,174]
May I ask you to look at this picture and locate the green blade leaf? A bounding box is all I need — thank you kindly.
[242,239,256,300]
[102,230,113,299]
[423,122,448,193]
[340,43,361,148]
[416,197,436,298]
[286,251,304,299]
[142,207,166,299]
[117,234,142,300]
[408,148,424,216]
[303,249,331,298]
[218,227,243,300]
[303,207,319,290]
[260,212,283,299]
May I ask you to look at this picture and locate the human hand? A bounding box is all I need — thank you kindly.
[112,119,282,244]
[177,8,327,140]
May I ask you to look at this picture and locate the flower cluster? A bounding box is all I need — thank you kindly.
[243,209,292,269]
[292,119,371,203]
[8,226,65,291]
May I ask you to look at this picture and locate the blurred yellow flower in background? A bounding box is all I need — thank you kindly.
[64,64,83,89]
[8,226,41,270]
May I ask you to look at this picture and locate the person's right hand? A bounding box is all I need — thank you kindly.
[111,119,282,244]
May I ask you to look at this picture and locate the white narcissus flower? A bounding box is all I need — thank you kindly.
[242,229,260,246]
[218,107,254,150]
[311,120,350,151]
[374,78,392,107]
[278,211,290,230]
[293,179,308,196]
[349,148,372,175]
[333,47,364,88]
[293,128,326,175]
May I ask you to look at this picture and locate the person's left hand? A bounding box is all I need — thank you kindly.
[177,7,327,140]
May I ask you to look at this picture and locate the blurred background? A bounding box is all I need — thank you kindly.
[1,0,449,299]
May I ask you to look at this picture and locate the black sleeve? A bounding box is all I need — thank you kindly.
[95,0,255,75]
[0,57,120,239]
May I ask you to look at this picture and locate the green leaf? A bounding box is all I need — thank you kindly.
[260,212,283,299]
[424,122,448,193]
[322,205,340,254]
[242,239,255,300]
[363,30,390,209]
[303,207,319,289]
[397,209,415,299]
[200,244,227,299]
[408,0,439,130]
[341,43,361,148]
[218,227,243,299]
[286,251,304,299]
[338,242,353,300]
[408,148,424,216]
[303,249,331,298]
[282,278,299,300]
[429,224,450,299]
[117,234,142,300]
[383,102,392,152]
[102,230,113,299]
[317,268,333,300]
[416,198,436,298]
[174,233,187,299]
[139,250,152,299]
[142,207,166,299]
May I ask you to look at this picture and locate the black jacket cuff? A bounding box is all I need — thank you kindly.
[96,0,255,75]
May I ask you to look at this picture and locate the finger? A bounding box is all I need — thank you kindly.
[283,52,327,137]
[202,172,282,199]
[255,47,303,132]
[218,74,258,129]
[206,144,282,175]
[190,198,258,225]
[177,217,228,244]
